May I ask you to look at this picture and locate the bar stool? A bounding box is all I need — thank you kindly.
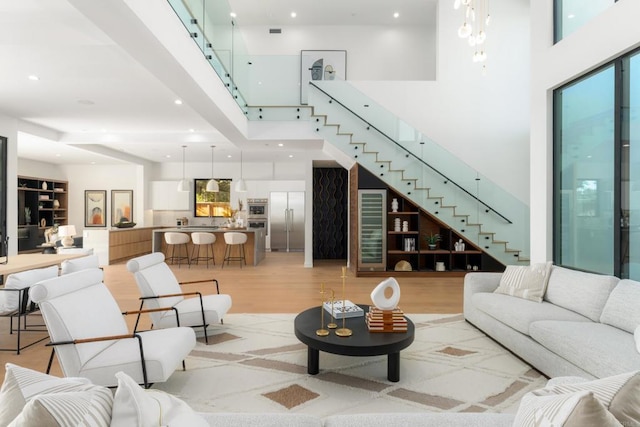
[164,232,190,268]
[191,232,216,267]
[222,232,247,269]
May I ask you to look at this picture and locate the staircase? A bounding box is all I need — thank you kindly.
[308,82,529,267]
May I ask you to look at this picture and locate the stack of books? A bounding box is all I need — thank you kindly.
[323,300,364,319]
[366,307,408,333]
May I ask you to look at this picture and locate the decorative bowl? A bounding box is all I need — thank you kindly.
[114,222,136,229]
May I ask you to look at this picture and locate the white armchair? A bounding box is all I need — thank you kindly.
[0,265,58,354]
[126,252,232,344]
[60,254,100,274]
[29,268,196,388]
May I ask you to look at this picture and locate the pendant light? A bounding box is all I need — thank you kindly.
[235,150,247,192]
[205,145,219,192]
[177,145,191,192]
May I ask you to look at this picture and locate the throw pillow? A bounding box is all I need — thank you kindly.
[494,261,552,303]
[531,370,640,426]
[513,390,622,426]
[9,389,113,427]
[111,371,208,427]
[0,363,111,427]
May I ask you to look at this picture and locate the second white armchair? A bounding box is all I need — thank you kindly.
[126,252,232,344]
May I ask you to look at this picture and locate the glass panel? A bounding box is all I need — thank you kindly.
[309,83,529,265]
[622,53,640,279]
[555,0,615,42]
[554,66,615,274]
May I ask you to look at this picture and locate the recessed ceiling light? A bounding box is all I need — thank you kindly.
[393,12,400,18]
[90,161,96,165]
[165,154,171,158]
[227,155,232,158]
[290,11,297,18]
[567,13,575,19]
[174,99,183,105]
[289,154,294,158]
[28,75,39,81]
[188,128,195,132]
[230,12,237,18]
[55,153,61,157]
[278,143,284,147]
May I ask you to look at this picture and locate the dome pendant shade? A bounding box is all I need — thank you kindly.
[205,145,219,192]
[206,179,219,192]
[177,145,190,192]
[235,178,247,192]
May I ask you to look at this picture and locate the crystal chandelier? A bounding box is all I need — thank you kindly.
[454,0,490,66]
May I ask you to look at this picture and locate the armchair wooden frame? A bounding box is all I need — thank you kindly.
[45,306,181,389]
[134,278,221,345]
[0,287,48,354]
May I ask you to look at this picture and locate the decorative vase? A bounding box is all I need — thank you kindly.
[428,244,437,250]
[391,198,399,212]
[436,262,446,272]
[53,199,60,209]
[42,181,47,190]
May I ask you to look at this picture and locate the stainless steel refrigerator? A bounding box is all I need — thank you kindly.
[270,191,304,252]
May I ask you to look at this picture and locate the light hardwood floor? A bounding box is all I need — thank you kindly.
[0,252,463,382]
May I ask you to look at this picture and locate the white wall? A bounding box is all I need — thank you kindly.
[0,114,18,254]
[351,0,531,204]
[63,164,140,234]
[239,24,436,82]
[529,0,640,263]
[17,159,66,181]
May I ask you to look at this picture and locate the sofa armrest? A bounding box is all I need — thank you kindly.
[545,376,589,387]
[463,272,502,323]
[464,272,502,295]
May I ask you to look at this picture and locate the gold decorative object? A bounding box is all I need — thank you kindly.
[327,289,337,329]
[316,283,329,337]
[335,266,353,337]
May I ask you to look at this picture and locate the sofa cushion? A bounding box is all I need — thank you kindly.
[200,413,323,427]
[529,321,640,378]
[600,279,640,333]
[0,363,111,427]
[513,390,622,426]
[528,371,640,426]
[636,326,640,354]
[323,413,514,427]
[471,292,590,336]
[494,262,552,303]
[544,266,619,321]
[111,371,208,427]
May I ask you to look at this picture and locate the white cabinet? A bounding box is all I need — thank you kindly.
[150,181,190,210]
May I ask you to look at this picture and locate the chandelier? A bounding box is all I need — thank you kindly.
[454,0,490,65]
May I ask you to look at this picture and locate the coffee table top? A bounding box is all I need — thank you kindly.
[294,305,415,357]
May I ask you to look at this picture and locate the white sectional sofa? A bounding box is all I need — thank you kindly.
[464,265,640,379]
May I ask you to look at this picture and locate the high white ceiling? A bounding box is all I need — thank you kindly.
[2,0,435,166]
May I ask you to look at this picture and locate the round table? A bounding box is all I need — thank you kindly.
[294,305,415,382]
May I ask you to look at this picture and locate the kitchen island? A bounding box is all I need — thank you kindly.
[151,227,266,266]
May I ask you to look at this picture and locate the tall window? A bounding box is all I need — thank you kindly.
[554,49,640,279]
[554,0,616,42]
[621,52,640,278]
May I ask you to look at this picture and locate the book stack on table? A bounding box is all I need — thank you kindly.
[366,307,408,333]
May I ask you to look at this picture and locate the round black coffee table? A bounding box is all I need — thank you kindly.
[294,305,415,382]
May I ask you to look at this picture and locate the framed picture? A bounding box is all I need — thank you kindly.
[300,50,347,105]
[111,190,133,225]
[85,190,106,227]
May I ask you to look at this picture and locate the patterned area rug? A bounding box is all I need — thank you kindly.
[154,313,547,418]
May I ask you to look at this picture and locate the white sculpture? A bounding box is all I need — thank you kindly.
[370,277,401,310]
[391,198,399,212]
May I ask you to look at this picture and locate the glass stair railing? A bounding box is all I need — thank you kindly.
[309,82,530,266]
[166,0,530,266]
